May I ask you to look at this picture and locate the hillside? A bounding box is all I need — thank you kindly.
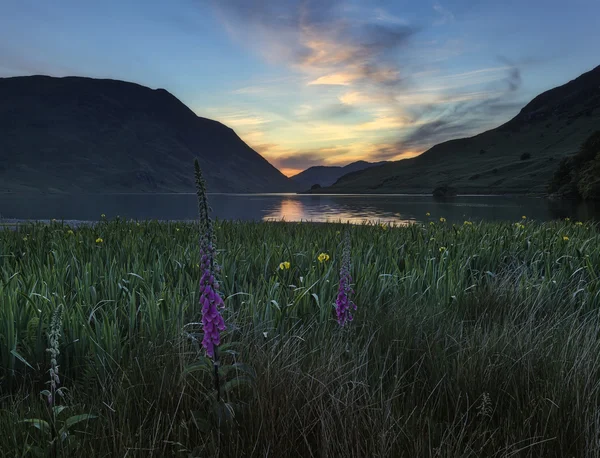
[291,160,387,190]
[0,76,297,193]
[318,64,600,195]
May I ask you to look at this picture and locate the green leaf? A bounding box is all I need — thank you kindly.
[59,414,97,436]
[183,359,213,375]
[21,419,51,434]
[219,363,256,379]
[11,350,34,370]
[53,405,68,416]
[218,342,240,352]
[222,376,253,393]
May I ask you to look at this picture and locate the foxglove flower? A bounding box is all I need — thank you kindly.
[335,230,356,326]
[46,305,63,406]
[195,159,226,358]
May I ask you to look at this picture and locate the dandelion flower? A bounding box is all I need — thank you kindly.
[279,261,291,270]
[439,246,447,253]
[429,222,435,226]
[563,236,569,241]
[426,212,431,216]
[522,216,527,220]
[101,214,106,219]
[318,253,330,263]
[576,221,583,226]
[439,217,446,223]
[96,237,103,243]
[463,221,473,226]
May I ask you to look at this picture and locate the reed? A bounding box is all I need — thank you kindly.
[1,216,599,456]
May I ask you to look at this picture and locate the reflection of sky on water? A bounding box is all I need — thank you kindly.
[1,193,600,223]
[262,198,416,225]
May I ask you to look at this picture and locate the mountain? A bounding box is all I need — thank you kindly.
[291,160,388,190]
[0,75,297,193]
[316,64,600,195]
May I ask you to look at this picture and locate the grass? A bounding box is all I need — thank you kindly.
[1,216,600,457]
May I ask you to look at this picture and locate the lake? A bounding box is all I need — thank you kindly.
[1,193,599,224]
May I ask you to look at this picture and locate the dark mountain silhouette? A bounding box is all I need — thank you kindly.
[0,75,296,193]
[291,160,388,190]
[316,64,600,195]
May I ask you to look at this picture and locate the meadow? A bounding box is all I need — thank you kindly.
[1,216,600,457]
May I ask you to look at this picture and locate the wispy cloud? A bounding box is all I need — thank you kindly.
[210,0,530,171]
[212,0,416,91]
[433,3,455,25]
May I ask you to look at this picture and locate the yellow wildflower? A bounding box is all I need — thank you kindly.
[563,236,569,241]
[96,237,104,244]
[317,253,330,263]
[101,214,106,219]
[575,221,583,226]
[565,217,570,222]
[439,217,446,223]
[463,221,473,226]
[429,222,435,226]
[279,261,291,270]
[439,246,447,253]
[522,216,527,220]
[426,212,431,216]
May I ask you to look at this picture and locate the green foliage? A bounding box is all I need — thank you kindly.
[548,130,600,199]
[1,217,600,456]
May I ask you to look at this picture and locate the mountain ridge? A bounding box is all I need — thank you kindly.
[0,75,297,193]
[316,64,600,195]
[291,160,388,189]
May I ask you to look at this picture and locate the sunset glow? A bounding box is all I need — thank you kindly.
[1,0,598,174]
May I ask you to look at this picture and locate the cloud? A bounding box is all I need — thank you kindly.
[268,148,350,175]
[498,56,521,92]
[433,3,455,25]
[212,0,416,91]
[367,64,526,159]
[212,1,530,172]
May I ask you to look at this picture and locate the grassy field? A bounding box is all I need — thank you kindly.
[1,216,600,457]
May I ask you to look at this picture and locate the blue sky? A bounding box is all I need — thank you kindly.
[1,0,598,175]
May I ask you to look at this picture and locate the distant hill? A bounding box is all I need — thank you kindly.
[291,160,387,190]
[0,75,297,193]
[316,64,600,195]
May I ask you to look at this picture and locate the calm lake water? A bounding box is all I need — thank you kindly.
[1,193,599,224]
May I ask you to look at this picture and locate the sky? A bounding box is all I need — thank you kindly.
[1,1,599,176]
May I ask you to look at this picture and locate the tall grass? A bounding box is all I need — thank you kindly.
[1,217,600,456]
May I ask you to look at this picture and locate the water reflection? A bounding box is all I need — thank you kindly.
[0,193,599,224]
[262,196,416,224]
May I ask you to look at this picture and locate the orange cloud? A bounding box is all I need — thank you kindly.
[308,72,358,86]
